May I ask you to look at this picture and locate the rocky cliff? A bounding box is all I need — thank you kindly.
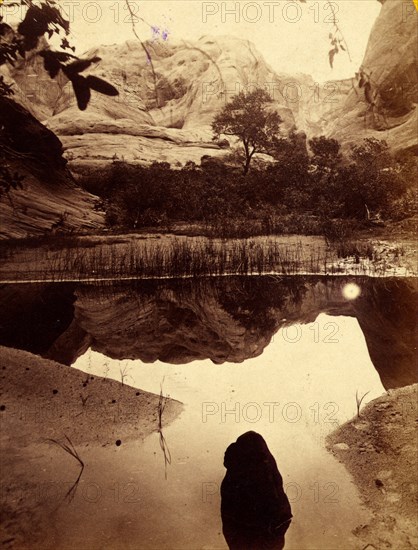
[51,36,303,167]
[6,36,316,168]
[2,0,416,189]
[5,0,417,170]
[327,0,418,153]
[0,97,104,238]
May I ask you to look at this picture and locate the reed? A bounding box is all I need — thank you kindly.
[0,235,397,281]
[46,434,84,503]
[157,378,172,480]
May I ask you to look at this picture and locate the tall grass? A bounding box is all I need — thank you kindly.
[3,239,314,279]
[356,390,371,418]
[0,235,399,281]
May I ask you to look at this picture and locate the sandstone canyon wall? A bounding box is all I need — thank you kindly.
[0,97,104,238]
[327,0,418,154]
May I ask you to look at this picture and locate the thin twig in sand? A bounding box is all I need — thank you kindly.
[46,434,85,503]
[157,377,172,479]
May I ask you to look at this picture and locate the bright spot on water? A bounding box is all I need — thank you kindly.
[342,282,361,300]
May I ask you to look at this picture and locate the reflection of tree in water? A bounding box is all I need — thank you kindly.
[70,277,306,364]
[214,276,309,334]
[1,277,416,388]
[76,276,417,388]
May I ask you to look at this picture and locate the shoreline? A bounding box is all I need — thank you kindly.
[0,232,416,281]
[0,345,183,548]
[326,384,418,549]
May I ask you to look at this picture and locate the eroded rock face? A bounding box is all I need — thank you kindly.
[72,277,418,390]
[71,278,288,365]
[328,0,418,154]
[4,0,417,171]
[221,431,292,550]
[0,277,415,389]
[0,97,104,238]
[6,36,306,167]
[0,277,410,389]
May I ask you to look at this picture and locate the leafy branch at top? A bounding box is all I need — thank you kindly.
[0,0,118,109]
[327,2,352,69]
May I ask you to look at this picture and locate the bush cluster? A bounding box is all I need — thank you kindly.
[78,136,416,236]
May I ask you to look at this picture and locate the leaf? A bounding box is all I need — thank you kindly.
[42,56,61,78]
[39,50,74,78]
[340,44,346,52]
[0,22,13,37]
[70,75,91,110]
[40,50,75,62]
[17,6,49,50]
[63,57,101,76]
[60,37,75,51]
[328,48,337,69]
[85,75,119,96]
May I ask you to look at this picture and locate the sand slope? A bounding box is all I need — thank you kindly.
[327,384,418,549]
[0,345,183,548]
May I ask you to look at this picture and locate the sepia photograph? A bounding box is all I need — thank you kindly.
[0,0,417,548]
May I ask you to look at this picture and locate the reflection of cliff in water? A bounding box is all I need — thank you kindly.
[0,276,416,389]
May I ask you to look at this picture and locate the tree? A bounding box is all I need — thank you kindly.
[307,136,345,218]
[344,138,407,219]
[266,130,310,207]
[309,136,342,171]
[212,88,282,175]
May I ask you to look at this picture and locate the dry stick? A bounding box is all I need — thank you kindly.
[120,364,132,386]
[80,394,90,407]
[328,2,352,63]
[46,434,85,503]
[157,377,172,479]
[124,0,226,120]
[124,0,160,108]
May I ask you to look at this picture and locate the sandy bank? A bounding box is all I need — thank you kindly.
[0,346,183,548]
[327,384,418,549]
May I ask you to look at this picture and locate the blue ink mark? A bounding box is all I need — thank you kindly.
[151,25,160,40]
[150,25,170,42]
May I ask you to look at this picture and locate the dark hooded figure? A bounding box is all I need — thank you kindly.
[221,431,292,550]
